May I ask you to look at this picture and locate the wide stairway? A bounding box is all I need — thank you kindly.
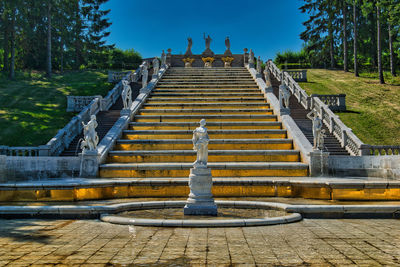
[99,67,308,178]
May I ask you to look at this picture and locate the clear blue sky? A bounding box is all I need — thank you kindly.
[103,0,308,61]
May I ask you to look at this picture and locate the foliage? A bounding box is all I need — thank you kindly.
[0,0,141,77]
[299,0,400,74]
[299,69,400,145]
[0,70,113,146]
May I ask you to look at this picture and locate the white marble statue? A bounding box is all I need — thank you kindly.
[257,56,262,73]
[141,61,148,89]
[307,110,323,150]
[279,84,290,109]
[192,119,209,167]
[121,80,132,109]
[318,129,327,150]
[153,57,159,75]
[264,68,272,86]
[161,50,166,66]
[249,49,255,64]
[81,115,99,152]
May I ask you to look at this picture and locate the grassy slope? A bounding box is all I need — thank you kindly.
[299,69,400,145]
[0,71,113,146]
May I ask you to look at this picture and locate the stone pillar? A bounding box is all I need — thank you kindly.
[79,150,99,177]
[0,155,6,183]
[310,150,330,177]
[243,48,248,66]
[338,94,346,111]
[184,166,217,216]
[166,48,172,66]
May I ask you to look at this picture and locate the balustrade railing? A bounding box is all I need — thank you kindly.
[266,60,386,156]
[108,71,131,83]
[285,70,307,82]
[2,65,143,157]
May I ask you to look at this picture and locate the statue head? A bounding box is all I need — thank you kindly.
[91,115,96,121]
[200,119,206,127]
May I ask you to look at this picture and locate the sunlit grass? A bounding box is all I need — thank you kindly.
[299,69,400,145]
[0,70,113,146]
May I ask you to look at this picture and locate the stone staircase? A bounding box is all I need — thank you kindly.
[99,67,308,178]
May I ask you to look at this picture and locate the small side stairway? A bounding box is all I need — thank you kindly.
[99,67,308,178]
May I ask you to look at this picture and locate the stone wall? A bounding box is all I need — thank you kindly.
[328,155,400,179]
[170,54,244,67]
[0,156,81,181]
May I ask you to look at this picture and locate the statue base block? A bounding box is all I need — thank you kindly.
[184,166,217,216]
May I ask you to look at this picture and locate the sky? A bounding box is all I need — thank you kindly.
[103,0,308,61]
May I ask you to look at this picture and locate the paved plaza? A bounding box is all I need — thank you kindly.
[0,218,399,266]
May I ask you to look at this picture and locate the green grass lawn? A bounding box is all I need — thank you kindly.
[299,69,400,145]
[0,71,113,146]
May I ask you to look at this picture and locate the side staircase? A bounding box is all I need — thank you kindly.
[99,67,308,178]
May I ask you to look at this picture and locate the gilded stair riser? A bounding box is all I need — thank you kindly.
[137,111,274,116]
[2,186,400,201]
[99,168,308,178]
[107,154,300,163]
[129,125,282,130]
[146,100,266,104]
[141,105,270,110]
[134,118,277,122]
[123,133,287,140]
[115,143,294,151]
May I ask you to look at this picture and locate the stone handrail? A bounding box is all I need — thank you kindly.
[67,95,102,112]
[108,71,131,83]
[97,63,169,164]
[285,70,307,82]
[0,146,40,156]
[367,145,400,156]
[266,60,366,156]
[1,66,143,157]
[311,94,346,111]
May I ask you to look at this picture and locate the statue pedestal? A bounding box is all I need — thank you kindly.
[79,150,99,177]
[184,166,217,216]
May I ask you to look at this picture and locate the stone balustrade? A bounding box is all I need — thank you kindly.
[311,94,346,111]
[267,60,365,156]
[67,95,102,112]
[108,71,131,83]
[367,145,400,156]
[2,67,142,157]
[0,146,40,156]
[284,70,307,82]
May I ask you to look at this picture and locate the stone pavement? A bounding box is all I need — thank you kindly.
[0,218,399,266]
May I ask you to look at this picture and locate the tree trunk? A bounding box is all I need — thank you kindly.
[60,36,64,74]
[3,14,9,72]
[353,1,358,77]
[370,12,377,69]
[377,5,384,84]
[329,28,335,69]
[9,5,16,80]
[343,3,348,72]
[388,24,395,76]
[46,0,52,78]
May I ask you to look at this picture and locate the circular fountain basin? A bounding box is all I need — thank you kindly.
[100,201,302,227]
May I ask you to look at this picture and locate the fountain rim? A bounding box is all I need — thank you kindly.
[100,200,302,227]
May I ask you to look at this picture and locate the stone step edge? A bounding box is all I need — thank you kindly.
[108,150,300,155]
[99,162,309,170]
[129,122,281,126]
[123,129,287,134]
[1,177,398,190]
[116,139,293,144]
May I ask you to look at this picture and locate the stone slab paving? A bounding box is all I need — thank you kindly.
[0,218,399,266]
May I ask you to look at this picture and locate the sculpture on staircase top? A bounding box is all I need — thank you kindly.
[202,34,214,57]
[184,37,193,56]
